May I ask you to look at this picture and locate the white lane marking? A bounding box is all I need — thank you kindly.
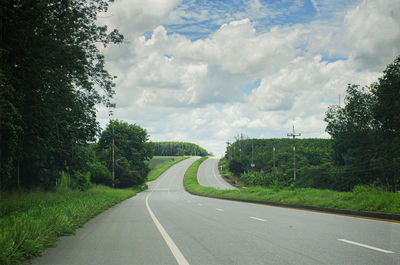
[216,208,224,212]
[146,192,190,265]
[337,239,395,254]
[198,203,203,206]
[250,216,267,222]
[213,166,228,188]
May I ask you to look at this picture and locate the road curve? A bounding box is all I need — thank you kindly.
[31,157,400,265]
[197,157,237,190]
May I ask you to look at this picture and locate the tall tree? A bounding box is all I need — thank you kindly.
[372,56,400,191]
[324,56,400,191]
[0,0,123,189]
[97,120,153,187]
[324,85,377,190]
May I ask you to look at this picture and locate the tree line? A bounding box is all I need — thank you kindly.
[226,137,333,189]
[225,56,400,192]
[0,1,153,190]
[153,142,209,156]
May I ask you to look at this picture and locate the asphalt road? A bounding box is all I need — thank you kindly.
[31,157,400,265]
[197,157,237,190]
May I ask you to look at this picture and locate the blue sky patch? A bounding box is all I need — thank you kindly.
[321,55,347,63]
[239,78,261,95]
[143,31,152,40]
[163,0,359,41]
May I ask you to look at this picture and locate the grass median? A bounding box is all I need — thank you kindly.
[147,156,189,182]
[184,157,400,216]
[0,185,146,265]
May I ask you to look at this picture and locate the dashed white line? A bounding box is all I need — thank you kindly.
[337,239,395,254]
[197,203,203,206]
[216,208,224,212]
[250,216,267,222]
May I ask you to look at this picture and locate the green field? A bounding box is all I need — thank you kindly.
[184,157,400,215]
[148,156,182,169]
[147,156,189,181]
[0,185,145,265]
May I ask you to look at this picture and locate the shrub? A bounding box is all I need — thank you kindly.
[88,161,112,186]
[71,171,91,191]
[115,157,141,188]
[240,171,272,186]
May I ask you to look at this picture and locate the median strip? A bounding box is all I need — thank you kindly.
[183,157,400,223]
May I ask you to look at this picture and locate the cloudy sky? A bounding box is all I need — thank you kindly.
[97,0,400,156]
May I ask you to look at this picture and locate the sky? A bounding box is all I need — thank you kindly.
[97,0,400,157]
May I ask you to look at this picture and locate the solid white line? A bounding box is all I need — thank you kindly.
[216,208,224,212]
[213,167,228,188]
[337,239,395,254]
[146,192,190,265]
[250,216,267,222]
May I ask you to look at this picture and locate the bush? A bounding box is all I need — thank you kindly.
[88,161,112,186]
[229,157,244,175]
[240,171,272,186]
[115,157,141,188]
[71,171,91,191]
[58,171,70,190]
[296,162,334,189]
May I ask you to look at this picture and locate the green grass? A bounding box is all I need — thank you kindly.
[184,158,400,215]
[148,156,182,169]
[0,185,146,265]
[147,156,189,182]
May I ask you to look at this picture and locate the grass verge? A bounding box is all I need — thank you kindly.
[184,157,400,216]
[147,156,189,182]
[0,185,146,265]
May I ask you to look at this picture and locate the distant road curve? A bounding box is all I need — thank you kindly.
[197,157,237,190]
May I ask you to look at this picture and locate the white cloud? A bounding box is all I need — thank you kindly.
[311,0,321,16]
[343,0,400,70]
[98,0,181,39]
[99,0,400,156]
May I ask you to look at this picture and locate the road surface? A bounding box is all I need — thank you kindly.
[197,157,236,190]
[31,157,400,265]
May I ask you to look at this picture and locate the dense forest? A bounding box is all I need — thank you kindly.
[153,142,209,156]
[0,1,152,190]
[226,137,333,189]
[226,56,400,192]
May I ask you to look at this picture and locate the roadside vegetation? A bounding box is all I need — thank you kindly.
[0,185,145,265]
[0,3,154,264]
[225,57,400,193]
[184,157,400,215]
[153,142,209,156]
[147,156,190,181]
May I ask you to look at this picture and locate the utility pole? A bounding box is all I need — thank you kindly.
[272,145,276,182]
[239,134,242,161]
[251,139,255,170]
[112,123,115,188]
[287,125,301,181]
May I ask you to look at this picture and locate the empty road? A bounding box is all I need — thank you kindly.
[31,157,400,265]
[197,157,236,190]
